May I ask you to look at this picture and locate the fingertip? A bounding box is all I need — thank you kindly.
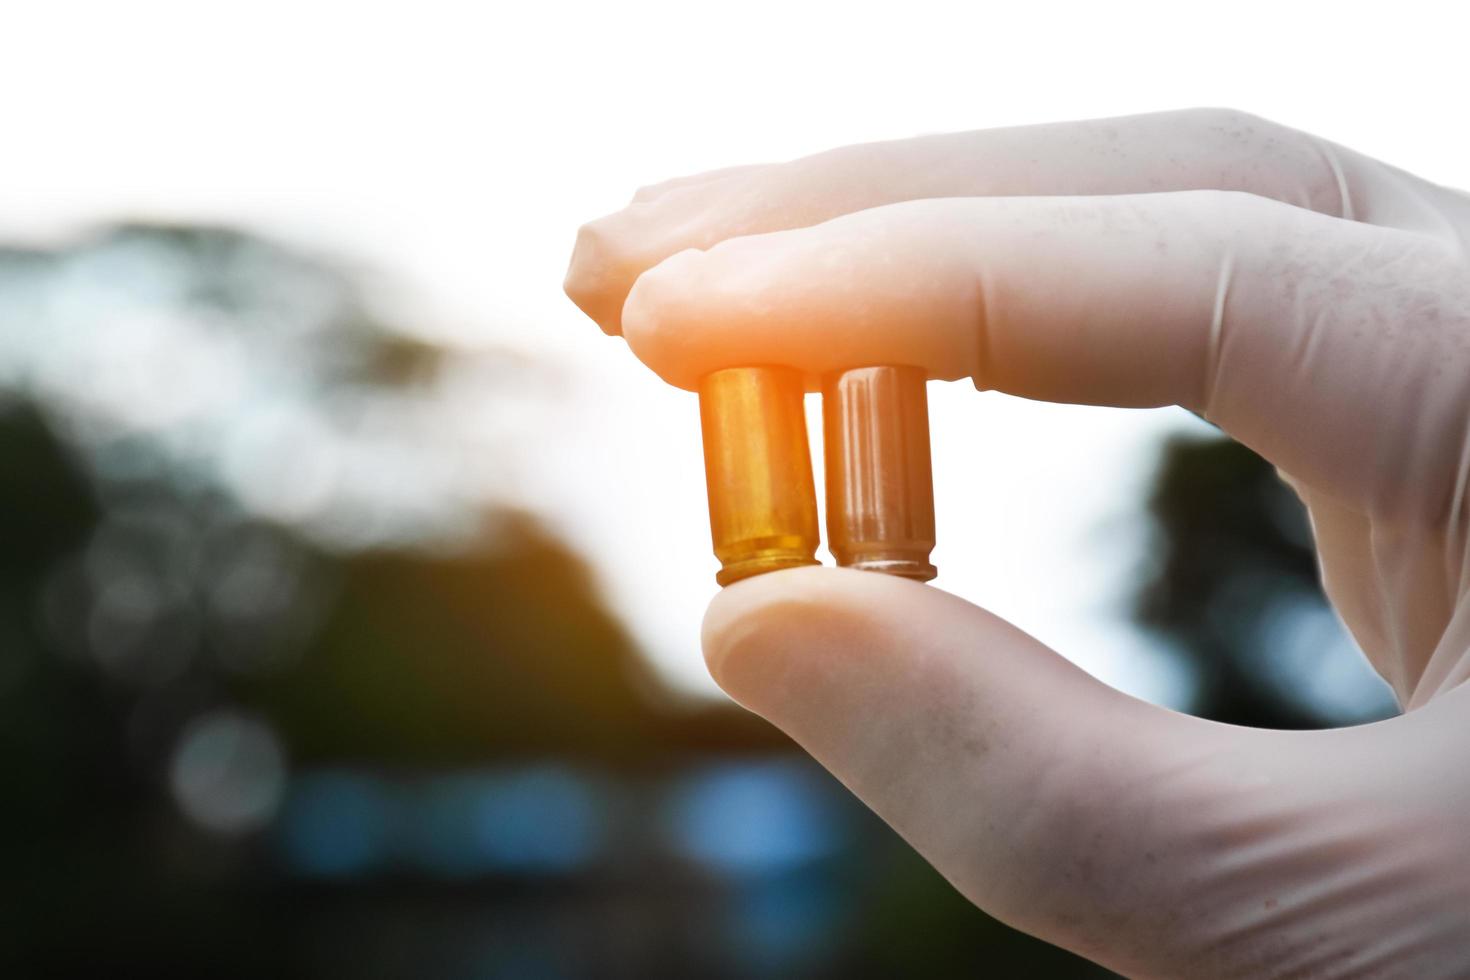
[564,217,629,335]
[701,565,928,704]
[622,247,707,390]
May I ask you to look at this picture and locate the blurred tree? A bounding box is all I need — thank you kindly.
[1135,434,1396,728]
[0,223,1112,977]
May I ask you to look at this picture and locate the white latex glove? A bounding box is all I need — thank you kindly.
[564,108,1470,977]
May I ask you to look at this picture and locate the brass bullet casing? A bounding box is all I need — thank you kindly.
[822,365,937,582]
[698,366,821,586]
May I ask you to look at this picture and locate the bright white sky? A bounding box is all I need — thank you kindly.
[2,1,1466,704]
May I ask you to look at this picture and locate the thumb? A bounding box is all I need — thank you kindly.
[704,567,1207,961]
[702,567,1464,976]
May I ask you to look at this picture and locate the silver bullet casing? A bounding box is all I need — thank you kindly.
[821,365,937,582]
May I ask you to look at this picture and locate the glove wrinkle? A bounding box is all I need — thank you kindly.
[1309,136,1357,222]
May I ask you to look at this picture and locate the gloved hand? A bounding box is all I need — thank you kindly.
[563,108,1470,977]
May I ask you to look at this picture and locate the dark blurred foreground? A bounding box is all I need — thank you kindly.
[0,226,1393,977]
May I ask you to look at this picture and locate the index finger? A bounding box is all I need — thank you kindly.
[621,190,1466,517]
[567,108,1408,335]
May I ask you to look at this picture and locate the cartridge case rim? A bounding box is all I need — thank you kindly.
[714,552,820,586]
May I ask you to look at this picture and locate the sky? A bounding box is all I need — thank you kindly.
[2,0,1465,702]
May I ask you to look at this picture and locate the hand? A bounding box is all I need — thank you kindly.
[564,108,1470,977]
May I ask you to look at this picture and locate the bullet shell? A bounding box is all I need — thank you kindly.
[822,365,937,582]
[698,366,821,586]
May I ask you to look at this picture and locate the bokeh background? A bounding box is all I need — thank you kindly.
[2,3,1463,976]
